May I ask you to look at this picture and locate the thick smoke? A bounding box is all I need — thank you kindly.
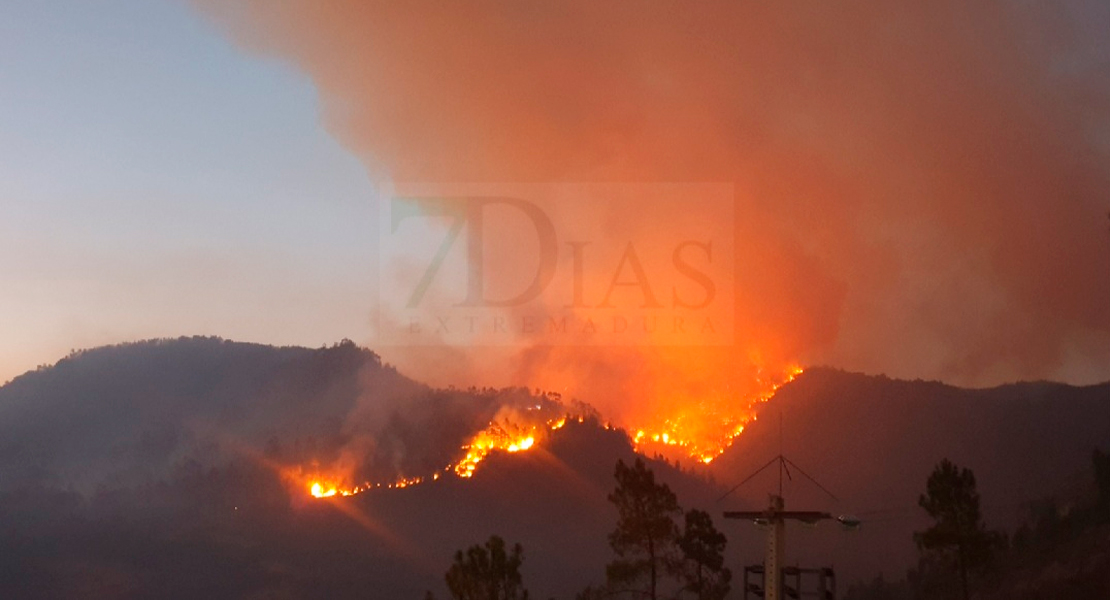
[195,1,1110,403]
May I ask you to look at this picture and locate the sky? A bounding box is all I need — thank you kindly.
[1,0,376,384]
[2,0,1109,397]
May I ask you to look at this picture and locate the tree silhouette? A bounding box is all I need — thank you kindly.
[914,459,997,600]
[445,535,529,600]
[606,458,681,600]
[677,509,731,600]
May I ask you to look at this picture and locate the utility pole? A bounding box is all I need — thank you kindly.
[724,494,832,599]
[721,414,839,600]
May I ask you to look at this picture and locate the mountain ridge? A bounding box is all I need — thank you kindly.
[1,338,1107,598]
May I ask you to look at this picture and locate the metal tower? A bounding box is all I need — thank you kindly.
[720,415,839,600]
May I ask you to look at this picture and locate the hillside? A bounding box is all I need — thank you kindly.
[711,368,1110,585]
[0,337,417,492]
[0,341,1107,598]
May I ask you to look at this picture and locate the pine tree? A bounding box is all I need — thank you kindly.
[445,535,529,600]
[914,459,998,600]
[606,458,682,600]
[678,509,731,600]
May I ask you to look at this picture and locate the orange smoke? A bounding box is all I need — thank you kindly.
[197,0,1110,430]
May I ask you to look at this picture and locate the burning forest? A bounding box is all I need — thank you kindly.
[277,355,803,500]
[4,0,1110,598]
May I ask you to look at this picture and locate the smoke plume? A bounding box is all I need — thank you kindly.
[194,1,1110,427]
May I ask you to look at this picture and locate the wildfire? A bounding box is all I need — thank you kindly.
[292,365,802,499]
[310,482,337,498]
[454,417,564,478]
[293,415,575,498]
[628,364,803,464]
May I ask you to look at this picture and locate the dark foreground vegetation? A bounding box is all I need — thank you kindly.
[845,450,1110,600]
[438,451,1110,600]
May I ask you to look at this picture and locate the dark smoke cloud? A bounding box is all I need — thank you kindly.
[195,1,1110,389]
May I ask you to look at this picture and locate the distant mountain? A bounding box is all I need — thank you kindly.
[0,337,713,599]
[710,367,1110,587]
[0,337,417,492]
[0,340,1107,598]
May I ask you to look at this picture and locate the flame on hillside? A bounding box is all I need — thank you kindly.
[287,414,580,499]
[629,364,804,464]
[286,365,802,498]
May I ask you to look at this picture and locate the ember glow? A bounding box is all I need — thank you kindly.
[289,414,578,498]
[628,364,804,464]
[300,472,440,499]
[451,412,580,480]
[455,425,539,478]
[288,364,802,499]
[310,482,338,498]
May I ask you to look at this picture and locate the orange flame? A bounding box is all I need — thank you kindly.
[310,482,338,498]
[289,415,570,498]
[627,364,803,464]
[291,365,802,498]
[453,417,559,478]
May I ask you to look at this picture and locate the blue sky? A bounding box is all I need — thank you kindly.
[0,0,377,382]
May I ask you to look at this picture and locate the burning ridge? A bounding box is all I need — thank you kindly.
[284,365,803,499]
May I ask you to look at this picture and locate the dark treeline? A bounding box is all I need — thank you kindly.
[430,457,731,600]
[437,451,1110,600]
[845,449,1110,600]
